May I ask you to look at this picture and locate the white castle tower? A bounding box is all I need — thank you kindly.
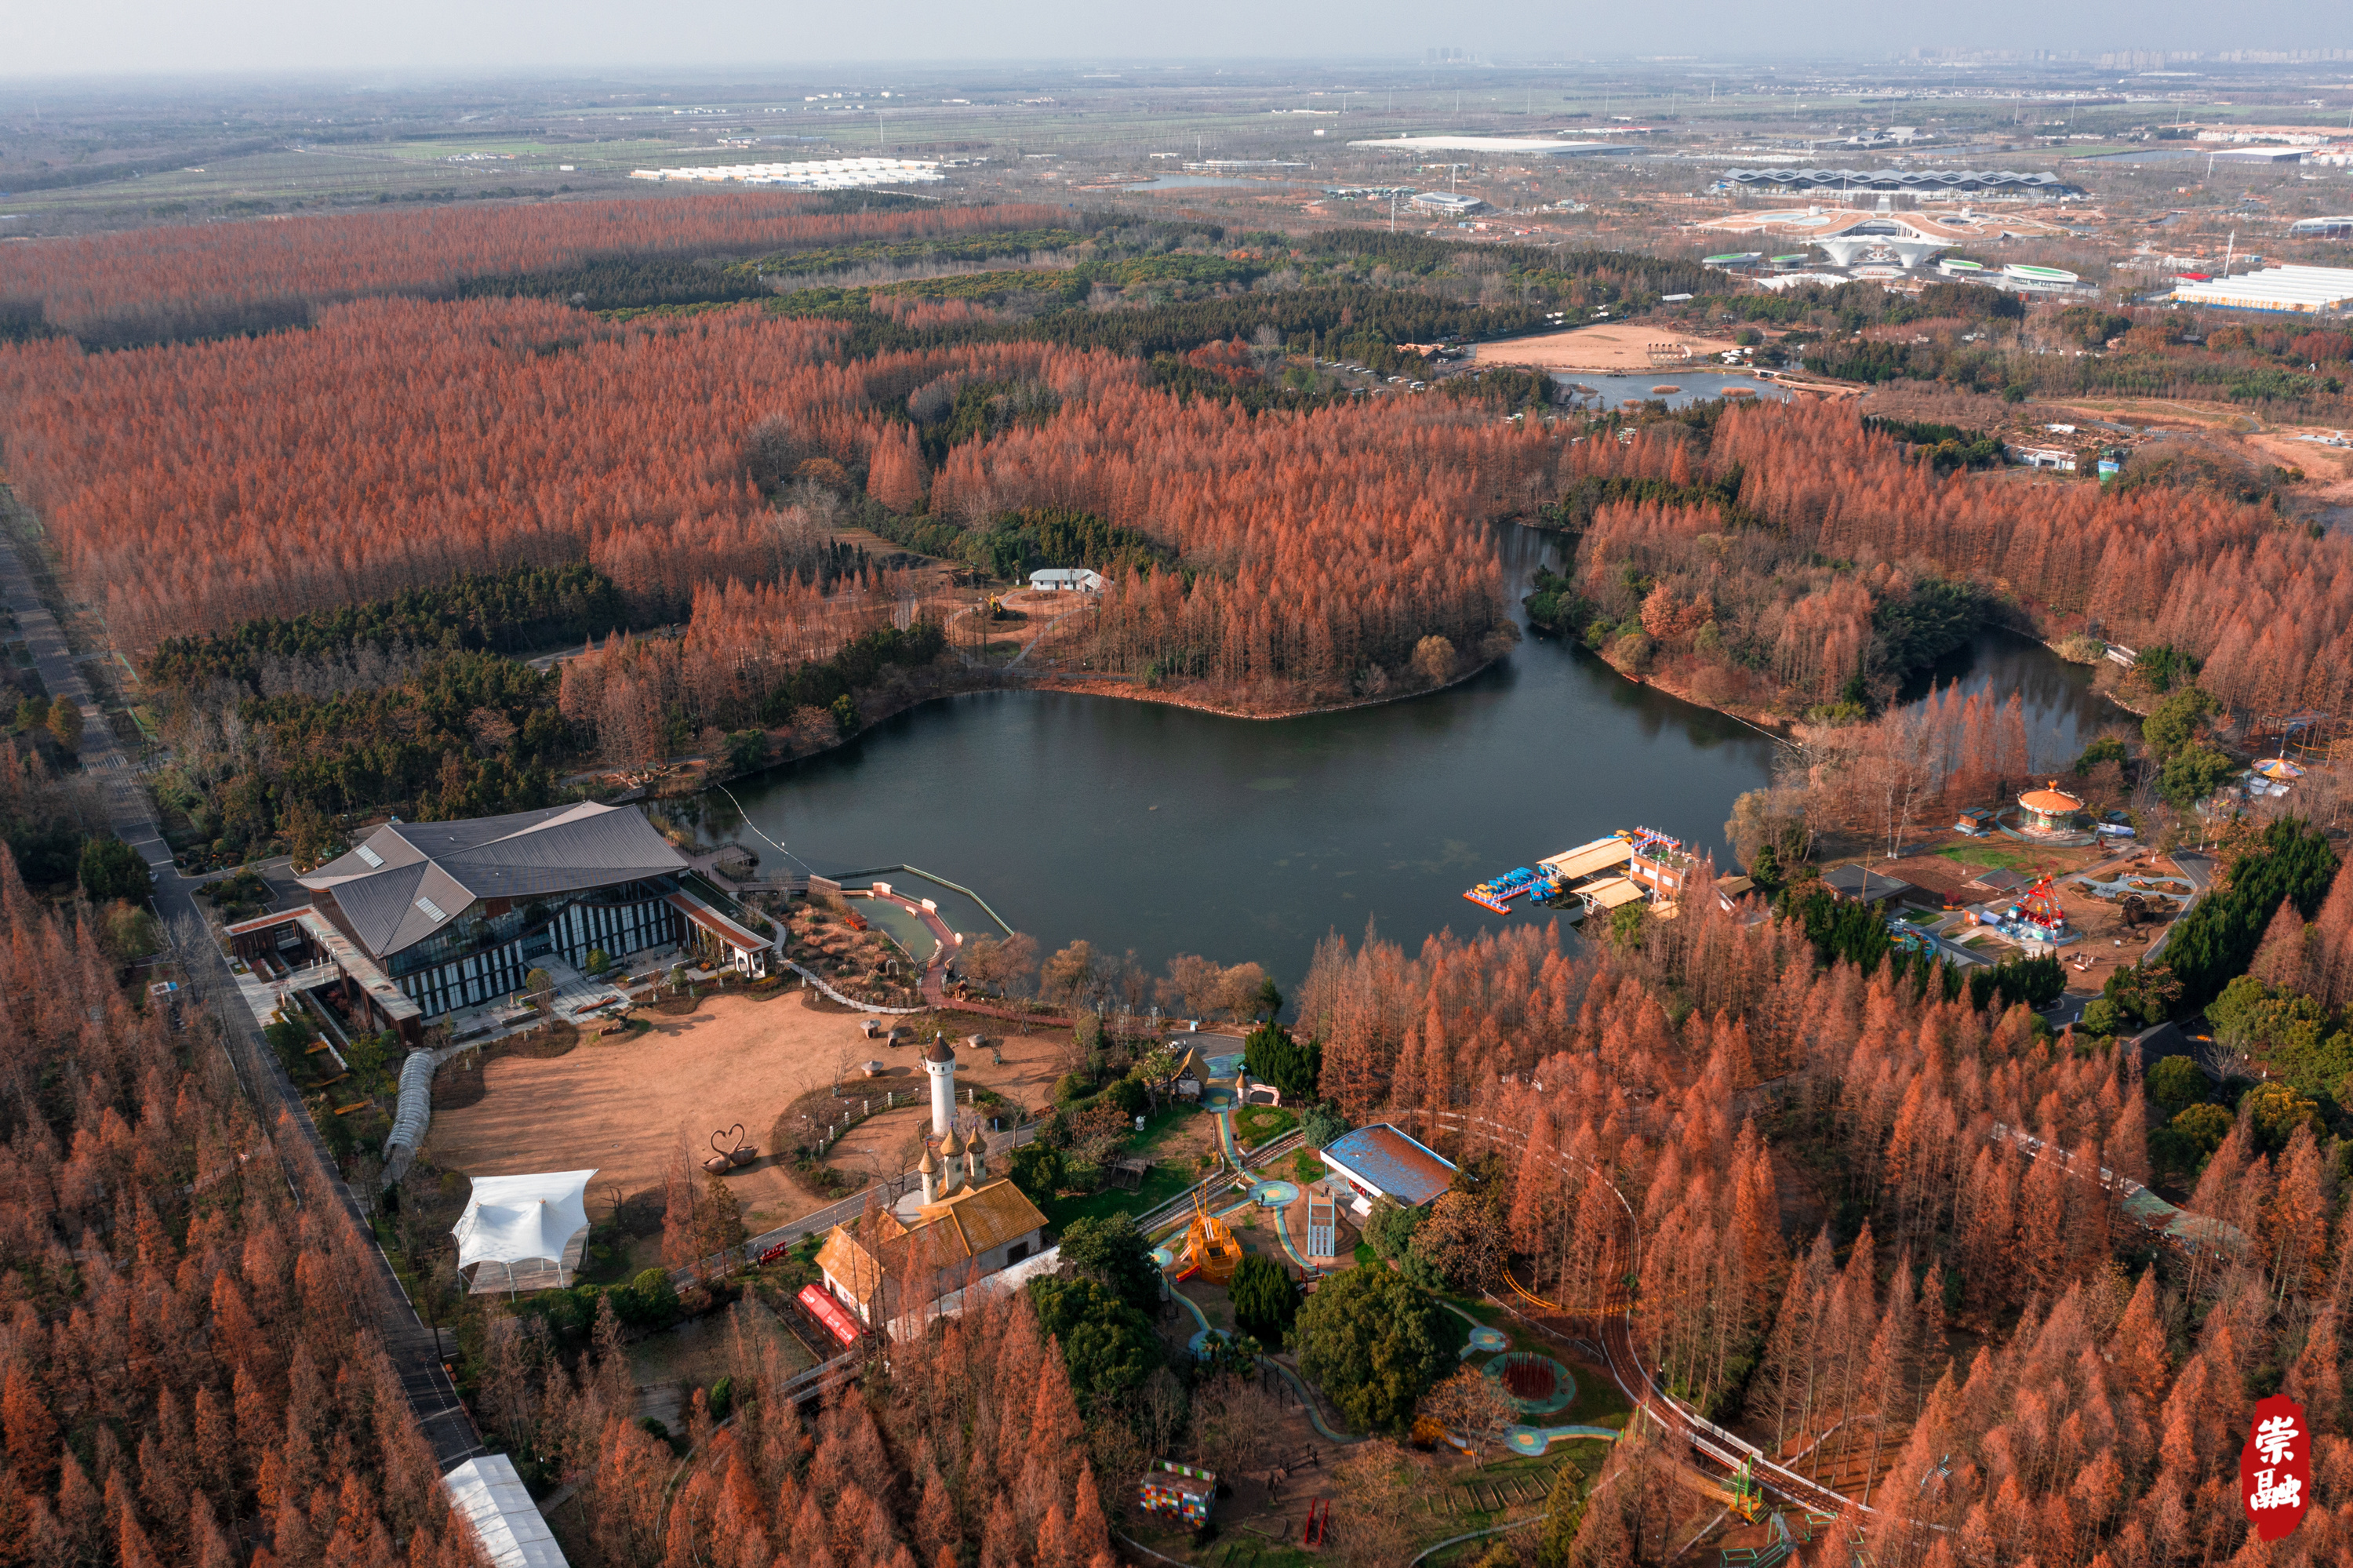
[923,1034,957,1136]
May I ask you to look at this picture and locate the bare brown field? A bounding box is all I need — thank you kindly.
[1471,319,1742,371]
[427,989,1079,1236]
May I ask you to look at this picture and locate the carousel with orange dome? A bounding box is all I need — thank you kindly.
[2016,781,2086,839]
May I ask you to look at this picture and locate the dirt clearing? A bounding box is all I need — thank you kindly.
[1472,319,1741,371]
[427,986,1082,1237]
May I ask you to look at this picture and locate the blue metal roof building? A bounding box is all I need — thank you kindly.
[1318,1124,1458,1210]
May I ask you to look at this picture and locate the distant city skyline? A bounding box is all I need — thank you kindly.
[6,1,2348,81]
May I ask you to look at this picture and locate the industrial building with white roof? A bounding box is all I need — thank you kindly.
[2172,265,2353,315]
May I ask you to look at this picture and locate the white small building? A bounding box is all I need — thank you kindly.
[2006,444,2078,472]
[2001,264,2084,294]
[1028,568,1106,593]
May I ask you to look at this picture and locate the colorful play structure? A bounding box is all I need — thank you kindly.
[1137,1461,1217,1529]
[1964,870,2077,947]
[1719,1505,1835,1568]
[1174,1188,1244,1284]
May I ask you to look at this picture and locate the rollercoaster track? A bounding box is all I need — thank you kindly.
[1415,1108,1871,1525]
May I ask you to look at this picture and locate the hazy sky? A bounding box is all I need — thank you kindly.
[6,1,2344,80]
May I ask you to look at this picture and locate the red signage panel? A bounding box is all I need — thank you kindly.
[798,1282,863,1348]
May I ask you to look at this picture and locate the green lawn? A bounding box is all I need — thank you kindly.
[1936,842,2034,868]
[1041,1103,1206,1232]
[1444,1294,1634,1430]
[1233,1104,1297,1146]
[1043,1164,1197,1233]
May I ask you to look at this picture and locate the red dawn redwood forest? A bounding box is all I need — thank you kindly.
[1535,401,2353,719]
[1297,871,2353,1565]
[4,194,2353,1565]
[0,853,486,1568]
[0,195,1067,344]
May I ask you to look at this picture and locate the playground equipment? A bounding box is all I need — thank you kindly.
[1179,1188,1245,1285]
[2015,874,2068,937]
[1137,1461,1217,1529]
[1484,1352,1577,1417]
[1726,1456,1768,1525]
[1721,1507,1818,1568]
[1303,1497,1331,1547]
[1977,871,2074,946]
[707,1124,757,1174]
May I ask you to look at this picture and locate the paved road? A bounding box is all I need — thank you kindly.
[0,529,485,1472]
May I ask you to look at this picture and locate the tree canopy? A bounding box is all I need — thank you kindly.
[1294,1263,1449,1434]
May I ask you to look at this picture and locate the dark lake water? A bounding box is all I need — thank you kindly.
[1549,371,1794,411]
[701,528,2122,991]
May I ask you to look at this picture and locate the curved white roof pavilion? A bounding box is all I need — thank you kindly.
[454,1170,597,1295]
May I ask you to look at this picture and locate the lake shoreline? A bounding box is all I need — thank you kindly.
[1520,620,2140,756]
[659,653,1511,805]
[1017,654,1504,722]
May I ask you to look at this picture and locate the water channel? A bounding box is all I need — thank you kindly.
[706,526,2123,989]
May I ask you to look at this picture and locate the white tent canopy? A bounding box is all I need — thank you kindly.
[454,1170,596,1293]
[444,1454,569,1567]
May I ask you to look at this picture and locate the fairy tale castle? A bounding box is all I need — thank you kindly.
[814,1035,1047,1330]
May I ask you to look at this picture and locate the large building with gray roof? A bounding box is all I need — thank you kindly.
[1719,168,2080,198]
[225,802,774,1039]
[292,803,692,1020]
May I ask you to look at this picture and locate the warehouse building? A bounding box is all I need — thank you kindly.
[1720,169,2080,198]
[1347,135,1626,158]
[2173,265,2353,315]
[1318,1124,1458,1215]
[630,157,944,190]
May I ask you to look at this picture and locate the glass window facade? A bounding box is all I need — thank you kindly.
[387,875,682,1019]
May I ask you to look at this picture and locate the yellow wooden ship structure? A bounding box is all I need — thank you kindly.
[1177,1189,1244,1284]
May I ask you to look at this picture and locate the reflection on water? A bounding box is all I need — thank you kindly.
[722,527,1777,985]
[716,527,2125,986]
[1907,627,2126,769]
[1548,372,1791,411]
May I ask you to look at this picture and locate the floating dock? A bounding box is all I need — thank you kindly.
[1464,835,1641,917]
[1464,866,1554,914]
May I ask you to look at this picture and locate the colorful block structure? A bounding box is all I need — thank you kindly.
[1138,1461,1217,1528]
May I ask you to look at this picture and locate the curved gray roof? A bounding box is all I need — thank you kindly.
[1722,168,2079,195]
[299,802,687,959]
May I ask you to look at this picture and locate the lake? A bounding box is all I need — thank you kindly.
[707,527,2122,990]
[1549,371,1792,411]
